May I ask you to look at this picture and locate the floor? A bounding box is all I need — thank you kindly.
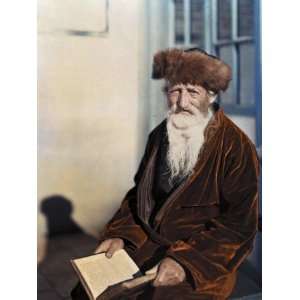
[38,232,98,300]
[37,232,261,300]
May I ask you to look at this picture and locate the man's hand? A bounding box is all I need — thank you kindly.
[151,257,186,287]
[94,238,124,258]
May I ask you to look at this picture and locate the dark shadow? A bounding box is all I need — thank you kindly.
[38,195,99,300]
[40,195,83,237]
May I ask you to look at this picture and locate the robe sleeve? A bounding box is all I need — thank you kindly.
[166,137,259,290]
[98,133,155,249]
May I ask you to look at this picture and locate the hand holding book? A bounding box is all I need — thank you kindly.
[71,249,157,300]
[71,242,186,300]
[93,238,124,258]
[151,257,186,287]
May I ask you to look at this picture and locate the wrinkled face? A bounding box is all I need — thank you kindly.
[167,83,213,117]
[166,83,215,179]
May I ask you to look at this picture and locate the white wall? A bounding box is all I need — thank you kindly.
[38,0,148,261]
[147,0,171,130]
[38,0,259,266]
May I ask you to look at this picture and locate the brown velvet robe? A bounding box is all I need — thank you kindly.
[72,108,259,300]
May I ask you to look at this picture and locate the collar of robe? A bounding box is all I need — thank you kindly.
[136,108,225,246]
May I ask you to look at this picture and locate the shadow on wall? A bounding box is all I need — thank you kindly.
[40,195,83,237]
[38,195,99,299]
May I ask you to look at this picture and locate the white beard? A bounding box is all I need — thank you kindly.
[166,107,213,181]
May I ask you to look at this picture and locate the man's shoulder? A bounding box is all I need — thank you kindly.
[222,113,257,153]
[148,119,167,140]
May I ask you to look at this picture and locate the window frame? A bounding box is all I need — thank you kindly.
[168,0,261,130]
[212,0,255,115]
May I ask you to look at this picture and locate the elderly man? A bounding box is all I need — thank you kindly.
[71,48,259,300]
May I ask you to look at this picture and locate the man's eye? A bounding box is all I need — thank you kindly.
[169,90,179,95]
[187,88,198,94]
[190,91,199,96]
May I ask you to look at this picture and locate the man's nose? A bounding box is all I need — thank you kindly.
[178,91,189,109]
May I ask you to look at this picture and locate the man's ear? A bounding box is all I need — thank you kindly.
[208,94,217,104]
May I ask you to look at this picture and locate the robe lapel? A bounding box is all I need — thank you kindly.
[136,109,225,235]
[136,123,173,246]
[136,145,158,224]
[136,125,162,224]
[153,109,225,229]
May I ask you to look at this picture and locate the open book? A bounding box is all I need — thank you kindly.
[70,249,157,300]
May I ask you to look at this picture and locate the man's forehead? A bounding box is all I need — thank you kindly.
[169,83,205,90]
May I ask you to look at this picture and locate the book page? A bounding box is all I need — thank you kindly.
[71,249,140,299]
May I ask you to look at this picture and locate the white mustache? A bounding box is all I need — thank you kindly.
[170,104,199,116]
[166,106,214,181]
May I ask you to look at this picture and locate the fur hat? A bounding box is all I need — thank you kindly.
[152,48,232,93]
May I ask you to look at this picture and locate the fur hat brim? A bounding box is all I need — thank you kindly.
[152,48,232,93]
